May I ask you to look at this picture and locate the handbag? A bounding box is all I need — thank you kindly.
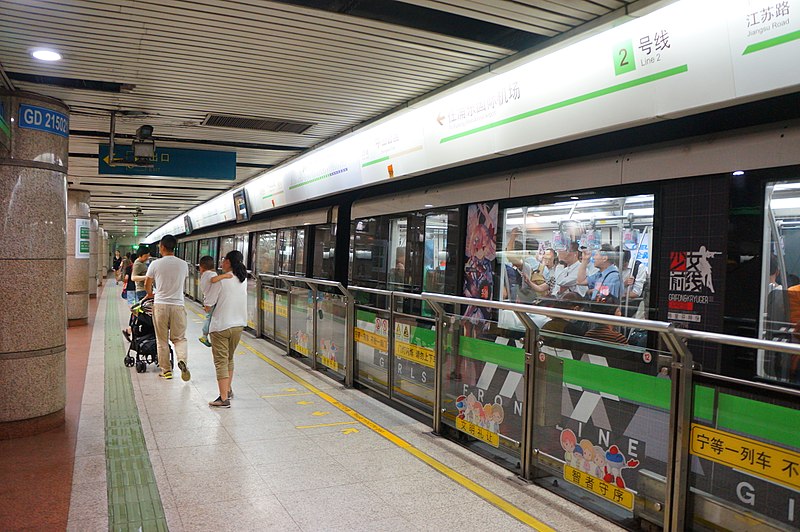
[121,289,128,299]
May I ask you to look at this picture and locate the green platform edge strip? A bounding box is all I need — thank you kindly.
[743,29,800,55]
[440,64,689,144]
[105,296,168,531]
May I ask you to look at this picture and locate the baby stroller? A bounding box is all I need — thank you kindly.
[123,298,172,373]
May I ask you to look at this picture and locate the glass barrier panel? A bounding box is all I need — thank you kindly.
[260,285,275,341]
[392,314,436,415]
[289,285,313,360]
[316,291,347,381]
[274,290,289,346]
[354,306,390,393]
[440,309,525,471]
[246,277,257,331]
[688,378,800,530]
[531,320,672,529]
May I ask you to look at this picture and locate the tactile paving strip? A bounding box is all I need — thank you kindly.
[105,297,168,531]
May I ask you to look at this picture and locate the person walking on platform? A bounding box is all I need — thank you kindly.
[145,235,190,381]
[131,245,151,302]
[112,250,122,284]
[203,250,248,407]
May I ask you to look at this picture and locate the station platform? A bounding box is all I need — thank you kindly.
[0,279,624,532]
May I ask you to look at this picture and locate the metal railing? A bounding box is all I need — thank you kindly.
[254,275,799,531]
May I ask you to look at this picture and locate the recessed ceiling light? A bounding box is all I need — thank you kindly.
[121,219,126,222]
[117,205,127,208]
[424,204,433,208]
[570,196,580,200]
[732,170,745,176]
[31,48,62,61]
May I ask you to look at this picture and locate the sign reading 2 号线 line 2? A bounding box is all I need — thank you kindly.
[18,104,69,138]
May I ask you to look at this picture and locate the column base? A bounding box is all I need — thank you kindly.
[68,317,88,327]
[0,409,65,440]
[89,294,97,299]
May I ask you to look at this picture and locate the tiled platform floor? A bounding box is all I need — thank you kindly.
[60,281,625,531]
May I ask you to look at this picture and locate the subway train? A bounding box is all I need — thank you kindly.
[155,119,800,531]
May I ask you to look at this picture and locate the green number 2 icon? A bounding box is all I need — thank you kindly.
[614,40,636,76]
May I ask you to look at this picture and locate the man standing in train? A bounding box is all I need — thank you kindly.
[577,244,621,301]
[145,234,191,381]
[551,242,587,297]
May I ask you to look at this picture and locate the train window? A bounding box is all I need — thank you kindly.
[313,224,336,279]
[388,217,408,288]
[423,209,460,295]
[255,231,277,275]
[759,180,800,383]
[219,236,235,267]
[198,238,217,265]
[350,217,389,287]
[295,228,307,276]
[278,228,296,274]
[499,194,654,332]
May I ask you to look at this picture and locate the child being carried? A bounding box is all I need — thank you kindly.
[198,255,233,346]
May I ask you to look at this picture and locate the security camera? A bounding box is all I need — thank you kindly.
[132,125,155,162]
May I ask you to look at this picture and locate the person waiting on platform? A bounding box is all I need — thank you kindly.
[577,244,621,301]
[197,255,232,347]
[145,234,190,381]
[203,250,248,408]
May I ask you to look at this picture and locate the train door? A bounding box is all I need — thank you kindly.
[256,231,278,341]
[184,240,198,299]
[759,179,800,384]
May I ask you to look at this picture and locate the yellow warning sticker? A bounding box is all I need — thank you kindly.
[354,328,388,351]
[455,418,499,448]
[563,465,634,511]
[394,342,435,368]
[319,355,339,372]
[690,424,800,490]
[276,305,288,318]
[293,343,310,357]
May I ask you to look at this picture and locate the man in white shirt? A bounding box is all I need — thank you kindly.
[551,242,587,297]
[145,234,190,381]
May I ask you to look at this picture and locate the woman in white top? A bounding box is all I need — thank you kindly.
[203,250,248,407]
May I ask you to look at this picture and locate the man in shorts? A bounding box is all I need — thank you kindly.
[145,235,190,381]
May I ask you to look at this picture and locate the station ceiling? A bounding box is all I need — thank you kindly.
[0,0,636,237]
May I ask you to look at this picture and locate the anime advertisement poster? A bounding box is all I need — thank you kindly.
[463,202,498,338]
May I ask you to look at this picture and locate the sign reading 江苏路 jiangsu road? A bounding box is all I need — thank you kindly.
[18,104,69,138]
[98,145,236,180]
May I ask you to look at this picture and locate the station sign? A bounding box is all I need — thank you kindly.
[75,219,90,259]
[18,103,69,138]
[98,145,236,180]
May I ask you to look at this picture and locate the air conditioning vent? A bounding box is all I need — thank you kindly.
[202,113,314,134]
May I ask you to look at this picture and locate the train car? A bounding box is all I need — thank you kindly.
[169,121,800,530]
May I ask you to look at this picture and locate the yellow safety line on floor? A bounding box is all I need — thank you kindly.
[295,421,359,429]
[260,392,315,398]
[240,340,555,532]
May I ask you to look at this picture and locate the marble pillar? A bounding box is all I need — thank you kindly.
[88,214,98,297]
[99,228,108,284]
[66,190,90,325]
[0,90,68,438]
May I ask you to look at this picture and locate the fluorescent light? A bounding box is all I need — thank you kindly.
[117,205,127,208]
[732,170,745,176]
[570,196,580,200]
[31,49,62,61]
[121,220,126,222]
